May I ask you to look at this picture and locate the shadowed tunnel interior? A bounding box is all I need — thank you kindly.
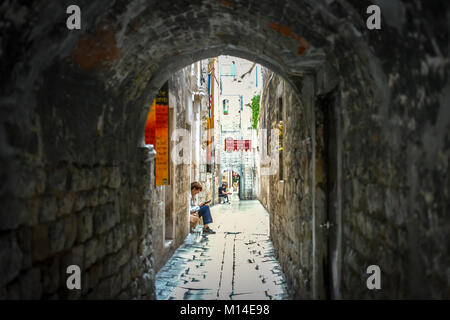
[0,0,449,299]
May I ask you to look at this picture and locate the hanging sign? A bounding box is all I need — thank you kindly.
[145,82,169,186]
[224,139,252,152]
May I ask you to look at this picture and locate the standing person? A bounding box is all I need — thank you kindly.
[189,182,216,234]
[232,173,239,191]
[218,182,230,204]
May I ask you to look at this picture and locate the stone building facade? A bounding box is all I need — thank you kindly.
[258,68,315,299]
[151,60,213,271]
[216,56,261,199]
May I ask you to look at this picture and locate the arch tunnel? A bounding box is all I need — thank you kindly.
[0,0,449,299]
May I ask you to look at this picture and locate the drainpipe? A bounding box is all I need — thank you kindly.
[212,127,215,206]
[240,96,243,200]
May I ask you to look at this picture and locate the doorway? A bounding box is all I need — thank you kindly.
[232,171,240,194]
[315,89,341,299]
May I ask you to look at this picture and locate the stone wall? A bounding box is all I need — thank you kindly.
[198,90,215,205]
[0,61,213,298]
[1,0,448,300]
[1,147,157,299]
[259,4,450,297]
[329,2,449,299]
[152,62,211,272]
[258,68,314,299]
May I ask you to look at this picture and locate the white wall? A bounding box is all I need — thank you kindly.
[216,55,261,199]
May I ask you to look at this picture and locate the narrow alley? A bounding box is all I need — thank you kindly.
[156,197,287,300]
[0,1,449,301]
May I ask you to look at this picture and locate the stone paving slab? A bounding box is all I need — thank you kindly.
[155,199,288,300]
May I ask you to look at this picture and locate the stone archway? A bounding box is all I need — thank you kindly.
[1,0,448,299]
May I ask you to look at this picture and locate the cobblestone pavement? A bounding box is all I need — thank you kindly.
[155,197,288,300]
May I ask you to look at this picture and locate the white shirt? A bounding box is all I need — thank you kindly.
[188,192,200,213]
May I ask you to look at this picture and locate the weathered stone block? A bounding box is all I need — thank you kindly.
[113,225,124,252]
[26,198,40,226]
[49,219,65,254]
[129,201,139,216]
[121,263,131,290]
[139,239,148,257]
[57,192,75,217]
[109,167,121,189]
[85,169,96,191]
[101,232,114,256]
[100,167,110,187]
[98,188,110,205]
[129,239,138,259]
[113,195,121,224]
[19,267,42,299]
[39,196,57,223]
[117,246,130,267]
[102,253,120,278]
[0,232,23,287]
[126,221,137,242]
[77,208,93,243]
[11,164,36,198]
[32,224,50,262]
[70,167,83,192]
[141,272,154,298]
[84,238,98,268]
[94,276,113,299]
[88,189,99,207]
[41,255,60,294]
[129,278,139,298]
[0,196,28,230]
[79,168,92,191]
[87,263,103,291]
[47,167,67,194]
[35,167,47,195]
[130,256,141,279]
[93,166,102,188]
[16,226,32,270]
[111,272,122,298]
[64,215,77,249]
[73,191,87,212]
[94,203,117,235]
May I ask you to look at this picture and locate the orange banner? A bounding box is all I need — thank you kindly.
[145,82,169,186]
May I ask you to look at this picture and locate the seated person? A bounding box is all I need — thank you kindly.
[189,182,216,234]
[218,183,230,204]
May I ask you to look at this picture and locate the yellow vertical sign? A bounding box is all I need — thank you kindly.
[207,58,215,166]
[155,83,169,185]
